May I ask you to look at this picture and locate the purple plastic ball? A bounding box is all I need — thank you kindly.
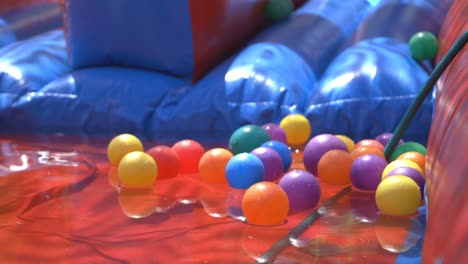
[262,123,287,144]
[386,167,425,198]
[351,154,387,191]
[303,134,348,175]
[375,133,405,147]
[251,147,284,181]
[279,170,321,212]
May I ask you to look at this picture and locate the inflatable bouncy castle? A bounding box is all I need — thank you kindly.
[0,0,466,263]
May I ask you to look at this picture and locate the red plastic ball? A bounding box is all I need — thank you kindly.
[147,145,180,180]
[172,140,205,174]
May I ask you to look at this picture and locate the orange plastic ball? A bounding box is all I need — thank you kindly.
[355,139,385,151]
[147,145,180,180]
[172,139,205,174]
[242,182,289,226]
[199,148,233,183]
[397,152,426,176]
[350,146,385,160]
[318,149,353,185]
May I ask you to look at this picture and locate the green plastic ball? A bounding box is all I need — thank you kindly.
[229,125,272,155]
[409,32,439,61]
[390,142,427,161]
[265,0,294,22]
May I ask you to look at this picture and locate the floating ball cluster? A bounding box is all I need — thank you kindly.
[107,111,428,223]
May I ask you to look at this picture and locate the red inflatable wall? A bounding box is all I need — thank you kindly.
[424,0,468,262]
[0,0,57,14]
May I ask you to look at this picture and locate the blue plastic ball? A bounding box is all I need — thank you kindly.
[226,153,265,189]
[261,140,292,172]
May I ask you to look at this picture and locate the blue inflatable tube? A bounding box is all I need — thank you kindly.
[304,37,434,144]
[225,0,380,117]
[0,30,69,111]
[0,0,453,144]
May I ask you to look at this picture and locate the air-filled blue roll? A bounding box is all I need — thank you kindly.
[0,67,190,138]
[0,30,69,112]
[225,0,381,117]
[304,37,434,144]
[348,0,453,44]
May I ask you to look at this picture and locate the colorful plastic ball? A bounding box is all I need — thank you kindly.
[387,167,425,198]
[262,123,287,143]
[251,147,284,182]
[382,160,423,179]
[226,153,265,189]
[355,139,385,151]
[242,182,289,226]
[397,152,426,176]
[118,151,158,188]
[376,175,422,216]
[350,146,385,160]
[265,0,294,22]
[374,133,404,147]
[279,170,320,211]
[198,148,233,184]
[261,140,293,172]
[229,125,271,155]
[318,150,353,185]
[279,114,312,146]
[390,142,427,161]
[107,134,143,166]
[351,154,387,191]
[303,134,347,176]
[409,31,439,61]
[146,145,180,180]
[335,135,355,152]
[172,139,205,174]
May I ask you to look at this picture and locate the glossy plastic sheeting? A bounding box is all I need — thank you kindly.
[0,30,69,111]
[0,135,427,263]
[424,0,468,262]
[305,38,434,144]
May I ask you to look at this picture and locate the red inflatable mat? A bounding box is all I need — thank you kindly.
[0,134,420,263]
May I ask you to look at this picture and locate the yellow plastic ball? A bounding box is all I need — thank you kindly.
[376,175,421,216]
[107,134,144,166]
[118,151,158,188]
[382,159,423,179]
[279,114,312,146]
[335,135,355,152]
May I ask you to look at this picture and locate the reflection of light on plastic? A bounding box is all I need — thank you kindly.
[9,154,29,171]
[0,64,23,81]
[225,67,251,82]
[323,73,355,93]
[118,187,158,219]
[362,63,377,79]
[375,214,423,253]
[0,165,9,176]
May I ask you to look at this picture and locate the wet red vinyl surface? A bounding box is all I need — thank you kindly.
[0,135,423,263]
